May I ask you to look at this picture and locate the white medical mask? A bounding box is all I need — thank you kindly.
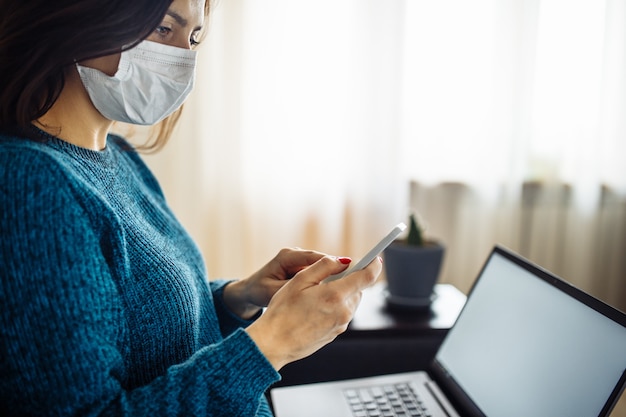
[76,40,197,125]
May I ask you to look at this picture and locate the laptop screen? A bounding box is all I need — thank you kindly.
[434,247,626,417]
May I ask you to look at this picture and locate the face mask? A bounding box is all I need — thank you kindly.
[76,40,197,125]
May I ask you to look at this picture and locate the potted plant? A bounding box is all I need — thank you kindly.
[382,213,445,309]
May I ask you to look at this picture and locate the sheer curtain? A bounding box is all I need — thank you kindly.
[142,0,626,311]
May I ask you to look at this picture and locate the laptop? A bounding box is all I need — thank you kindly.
[271,245,626,417]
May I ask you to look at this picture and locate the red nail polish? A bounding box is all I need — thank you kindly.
[338,257,352,265]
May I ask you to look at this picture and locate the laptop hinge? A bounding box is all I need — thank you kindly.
[425,381,460,417]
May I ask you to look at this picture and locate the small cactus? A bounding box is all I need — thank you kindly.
[406,213,424,246]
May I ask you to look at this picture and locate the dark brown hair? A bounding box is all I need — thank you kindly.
[0,0,211,151]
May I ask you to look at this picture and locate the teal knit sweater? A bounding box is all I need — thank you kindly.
[0,131,280,416]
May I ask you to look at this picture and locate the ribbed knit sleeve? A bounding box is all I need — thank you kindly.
[0,135,280,416]
[210,280,264,337]
[121,330,278,415]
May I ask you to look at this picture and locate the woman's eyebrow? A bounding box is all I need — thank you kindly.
[166,10,203,31]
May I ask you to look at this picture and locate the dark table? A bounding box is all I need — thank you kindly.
[273,282,467,387]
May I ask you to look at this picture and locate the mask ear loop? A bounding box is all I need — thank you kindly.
[76,50,131,81]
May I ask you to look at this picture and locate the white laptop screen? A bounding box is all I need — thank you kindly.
[435,248,626,417]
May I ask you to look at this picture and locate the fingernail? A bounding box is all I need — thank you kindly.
[378,256,383,264]
[338,257,352,265]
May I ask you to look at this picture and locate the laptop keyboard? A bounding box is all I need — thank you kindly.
[343,382,433,417]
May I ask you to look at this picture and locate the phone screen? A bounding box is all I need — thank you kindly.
[324,222,406,283]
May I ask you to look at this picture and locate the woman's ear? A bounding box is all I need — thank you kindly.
[78,53,122,76]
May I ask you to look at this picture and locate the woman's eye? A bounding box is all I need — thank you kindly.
[190,31,202,48]
[154,26,172,37]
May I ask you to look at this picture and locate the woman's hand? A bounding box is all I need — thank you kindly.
[245,255,382,370]
[222,248,334,320]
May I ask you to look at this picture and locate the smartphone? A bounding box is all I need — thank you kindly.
[324,222,407,283]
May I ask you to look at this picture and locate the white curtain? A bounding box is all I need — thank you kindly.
[141,0,626,312]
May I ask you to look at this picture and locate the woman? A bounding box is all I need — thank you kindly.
[0,0,382,415]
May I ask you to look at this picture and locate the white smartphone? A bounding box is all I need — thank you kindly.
[324,222,407,283]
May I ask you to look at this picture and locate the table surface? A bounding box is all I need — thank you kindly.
[345,282,467,336]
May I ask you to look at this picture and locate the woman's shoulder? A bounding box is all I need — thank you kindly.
[0,132,67,176]
[0,131,52,152]
[0,131,135,176]
[0,131,120,207]
[0,131,165,198]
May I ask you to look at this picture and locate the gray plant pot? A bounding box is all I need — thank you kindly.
[383,241,445,309]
